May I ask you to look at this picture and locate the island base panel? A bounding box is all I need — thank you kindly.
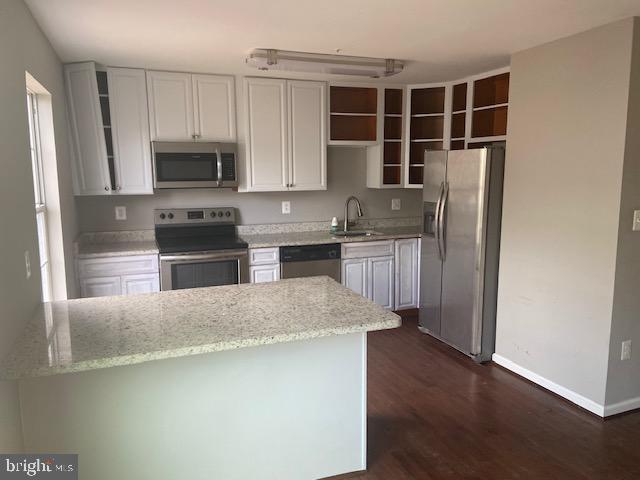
[19,332,367,480]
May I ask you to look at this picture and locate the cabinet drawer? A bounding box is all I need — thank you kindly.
[77,254,159,279]
[249,247,280,265]
[341,240,394,259]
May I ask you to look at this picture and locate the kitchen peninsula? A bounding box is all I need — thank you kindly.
[2,276,400,480]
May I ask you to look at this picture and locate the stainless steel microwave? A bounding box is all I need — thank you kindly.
[152,141,238,189]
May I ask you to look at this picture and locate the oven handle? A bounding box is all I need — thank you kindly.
[160,250,248,262]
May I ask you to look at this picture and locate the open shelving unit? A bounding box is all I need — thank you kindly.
[329,86,377,144]
[96,70,116,190]
[471,72,509,138]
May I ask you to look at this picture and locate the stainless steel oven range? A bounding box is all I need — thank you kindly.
[155,207,249,291]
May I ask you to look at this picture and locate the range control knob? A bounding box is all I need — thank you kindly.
[210,211,216,218]
[159,213,166,220]
[218,211,224,217]
[225,211,231,217]
[167,213,174,219]
[329,250,336,258]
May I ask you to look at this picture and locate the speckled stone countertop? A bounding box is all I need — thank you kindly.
[240,226,422,249]
[1,277,401,380]
[75,230,158,258]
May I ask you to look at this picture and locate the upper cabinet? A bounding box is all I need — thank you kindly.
[65,62,153,195]
[146,71,236,142]
[244,77,326,192]
[328,86,377,145]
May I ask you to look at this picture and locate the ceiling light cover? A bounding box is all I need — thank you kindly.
[246,49,403,78]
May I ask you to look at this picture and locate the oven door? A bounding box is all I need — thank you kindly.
[159,250,249,291]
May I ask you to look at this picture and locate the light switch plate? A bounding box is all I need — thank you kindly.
[281,201,291,215]
[391,199,401,211]
[633,210,640,231]
[115,206,127,221]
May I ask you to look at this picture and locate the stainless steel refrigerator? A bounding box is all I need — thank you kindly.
[419,147,504,362]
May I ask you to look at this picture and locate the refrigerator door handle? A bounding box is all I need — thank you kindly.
[434,182,445,261]
[438,182,449,261]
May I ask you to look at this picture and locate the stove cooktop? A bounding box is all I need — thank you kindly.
[156,236,248,255]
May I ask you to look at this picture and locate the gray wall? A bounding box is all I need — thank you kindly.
[495,18,634,407]
[606,18,640,408]
[76,147,422,232]
[0,0,78,451]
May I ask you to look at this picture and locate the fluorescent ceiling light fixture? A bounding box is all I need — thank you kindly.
[246,49,403,78]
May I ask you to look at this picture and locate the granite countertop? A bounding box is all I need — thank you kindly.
[75,240,159,258]
[240,226,422,249]
[1,276,401,380]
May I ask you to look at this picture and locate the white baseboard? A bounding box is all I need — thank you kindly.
[603,396,640,417]
[491,353,605,417]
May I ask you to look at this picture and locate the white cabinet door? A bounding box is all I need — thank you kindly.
[369,256,394,310]
[288,80,326,191]
[394,238,419,310]
[250,264,281,284]
[65,62,111,195]
[107,68,153,194]
[192,74,236,141]
[244,78,289,191]
[80,276,122,298]
[342,258,368,298]
[122,273,160,295]
[146,71,194,141]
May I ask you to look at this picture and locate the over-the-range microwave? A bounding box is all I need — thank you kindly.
[152,141,238,189]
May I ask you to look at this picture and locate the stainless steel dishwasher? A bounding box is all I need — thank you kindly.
[280,244,341,282]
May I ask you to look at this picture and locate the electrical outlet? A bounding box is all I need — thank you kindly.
[281,201,291,215]
[621,340,632,361]
[391,198,401,211]
[24,251,31,279]
[115,206,127,221]
[633,210,640,232]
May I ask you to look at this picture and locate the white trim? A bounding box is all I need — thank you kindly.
[603,396,640,417]
[491,353,605,417]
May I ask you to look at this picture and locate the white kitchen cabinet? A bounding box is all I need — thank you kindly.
[147,71,235,142]
[342,258,368,298]
[65,62,153,195]
[248,247,280,283]
[192,74,236,141]
[244,77,326,192]
[341,241,395,309]
[287,80,326,191]
[394,238,419,310]
[121,273,160,295]
[77,254,160,298]
[65,62,111,195]
[250,264,281,284]
[79,276,122,298]
[369,256,394,310]
[107,68,153,194]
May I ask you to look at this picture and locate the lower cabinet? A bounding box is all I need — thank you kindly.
[342,238,419,311]
[341,241,395,310]
[248,247,281,283]
[77,254,160,298]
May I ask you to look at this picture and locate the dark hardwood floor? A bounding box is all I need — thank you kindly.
[340,314,640,480]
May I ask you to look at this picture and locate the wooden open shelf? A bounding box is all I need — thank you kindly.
[384,141,401,165]
[452,83,467,112]
[473,73,509,109]
[451,112,465,139]
[330,86,377,114]
[409,141,443,165]
[411,87,445,115]
[450,140,465,150]
[384,116,402,140]
[472,106,507,138]
[385,89,403,115]
[408,165,424,185]
[330,114,376,141]
[410,116,443,140]
[383,166,401,185]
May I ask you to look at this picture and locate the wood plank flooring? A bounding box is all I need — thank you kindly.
[338,314,640,480]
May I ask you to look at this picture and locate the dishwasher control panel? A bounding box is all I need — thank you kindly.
[280,243,341,262]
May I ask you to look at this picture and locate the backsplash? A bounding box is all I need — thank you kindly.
[75,147,422,233]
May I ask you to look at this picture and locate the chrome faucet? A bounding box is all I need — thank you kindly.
[344,196,363,232]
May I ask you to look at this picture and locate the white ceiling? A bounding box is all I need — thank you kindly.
[25,0,640,83]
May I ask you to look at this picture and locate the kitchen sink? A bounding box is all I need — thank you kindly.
[332,230,382,237]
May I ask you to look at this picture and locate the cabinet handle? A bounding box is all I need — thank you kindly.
[104,186,110,191]
[116,185,121,191]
